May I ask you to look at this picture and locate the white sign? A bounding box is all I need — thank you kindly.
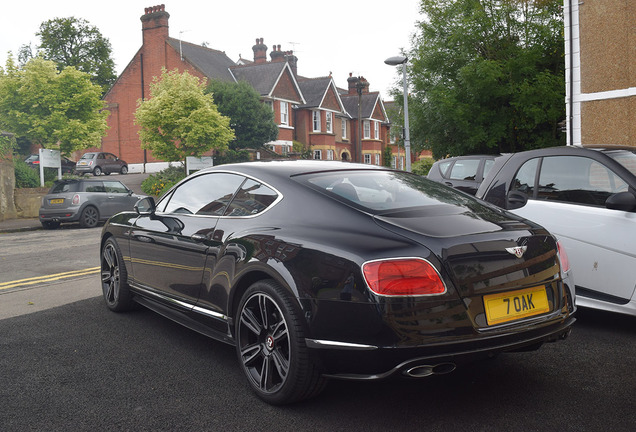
[185,156,214,174]
[38,148,63,186]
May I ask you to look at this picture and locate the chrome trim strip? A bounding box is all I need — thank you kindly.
[132,285,194,310]
[305,338,378,351]
[191,305,228,321]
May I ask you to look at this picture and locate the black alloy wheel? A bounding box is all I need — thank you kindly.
[236,280,325,405]
[101,238,135,311]
[79,206,99,228]
[93,166,102,176]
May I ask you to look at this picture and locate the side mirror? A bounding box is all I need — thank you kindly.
[605,191,636,212]
[135,196,156,216]
[506,191,528,210]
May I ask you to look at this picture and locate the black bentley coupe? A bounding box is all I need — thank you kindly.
[100,160,575,404]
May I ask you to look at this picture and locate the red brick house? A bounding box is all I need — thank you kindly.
[101,5,402,172]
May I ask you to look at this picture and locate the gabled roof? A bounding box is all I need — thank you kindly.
[340,92,388,122]
[230,62,305,104]
[167,38,236,82]
[297,77,346,113]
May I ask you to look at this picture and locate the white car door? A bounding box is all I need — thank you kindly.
[513,200,636,302]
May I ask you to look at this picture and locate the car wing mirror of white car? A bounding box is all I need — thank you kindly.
[605,191,636,212]
[506,191,528,210]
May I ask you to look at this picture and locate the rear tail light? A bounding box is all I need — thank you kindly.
[72,194,80,205]
[362,258,447,297]
[557,241,570,273]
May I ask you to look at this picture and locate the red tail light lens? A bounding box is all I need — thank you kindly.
[557,241,570,273]
[362,258,447,297]
[72,194,80,205]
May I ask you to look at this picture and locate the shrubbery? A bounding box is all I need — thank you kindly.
[141,165,187,197]
[14,159,40,188]
[412,158,434,176]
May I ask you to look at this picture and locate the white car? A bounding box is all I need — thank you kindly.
[476,145,636,316]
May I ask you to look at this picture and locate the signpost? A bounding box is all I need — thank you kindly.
[185,156,214,174]
[38,149,63,187]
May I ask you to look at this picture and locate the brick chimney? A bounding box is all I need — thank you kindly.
[141,5,170,45]
[285,50,298,76]
[270,45,285,62]
[347,74,369,95]
[252,38,268,64]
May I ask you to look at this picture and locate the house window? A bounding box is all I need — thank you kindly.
[364,154,371,164]
[374,121,379,139]
[375,154,380,165]
[313,111,321,132]
[280,102,289,125]
[327,149,334,160]
[363,120,370,139]
[391,156,397,169]
[326,112,333,133]
[265,100,274,111]
[341,119,347,140]
[313,150,322,160]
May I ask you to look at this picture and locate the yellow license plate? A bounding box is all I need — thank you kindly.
[483,286,550,325]
[50,198,64,204]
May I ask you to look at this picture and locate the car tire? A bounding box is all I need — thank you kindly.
[79,206,99,228]
[41,220,60,229]
[101,237,136,312]
[93,166,102,176]
[120,166,128,175]
[236,279,326,405]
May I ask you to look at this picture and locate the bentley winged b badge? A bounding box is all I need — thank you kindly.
[505,245,528,259]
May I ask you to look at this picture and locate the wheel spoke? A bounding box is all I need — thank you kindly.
[271,349,289,379]
[240,307,263,336]
[240,343,262,366]
[259,356,271,390]
[258,295,269,330]
[271,320,288,343]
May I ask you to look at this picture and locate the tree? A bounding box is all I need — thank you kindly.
[134,69,234,163]
[36,17,117,94]
[0,56,109,155]
[206,80,279,150]
[406,0,565,158]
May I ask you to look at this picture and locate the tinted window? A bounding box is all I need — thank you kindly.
[50,182,79,193]
[606,150,636,177]
[301,170,483,213]
[83,182,106,193]
[538,156,625,206]
[80,153,95,160]
[224,179,278,217]
[449,159,480,181]
[163,173,245,215]
[438,160,452,177]
[511,158,539,196]
[103,181,129,194]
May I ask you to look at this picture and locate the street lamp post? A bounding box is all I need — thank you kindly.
[384,55,411,172]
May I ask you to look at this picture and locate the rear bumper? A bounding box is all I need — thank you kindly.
[39,208,81,222]
[307,315,575,380]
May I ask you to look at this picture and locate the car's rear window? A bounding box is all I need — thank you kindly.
[297,170,481,213]
[50,182,80,193]
[80,153,96,160]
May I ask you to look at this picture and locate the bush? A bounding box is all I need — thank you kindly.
[14,159,40,188]
[412,158,435,176]
[141,165,187,197]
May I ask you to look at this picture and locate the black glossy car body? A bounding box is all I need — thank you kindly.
[100,160,575,404]
[427,155,496,195]
[40,178,145,229]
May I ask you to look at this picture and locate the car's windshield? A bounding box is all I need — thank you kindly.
[297,170,486,214]
[606,150,636,177]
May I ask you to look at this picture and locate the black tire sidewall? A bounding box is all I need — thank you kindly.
[101,238,135,311]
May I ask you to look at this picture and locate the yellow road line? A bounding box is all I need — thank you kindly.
[0,267,100,291]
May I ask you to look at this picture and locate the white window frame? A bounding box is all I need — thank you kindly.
[326,112,333,133]
[375,154,380,165]
[364,153,371,164]
[313,149,322,160]
[312,110,321,132]
[374,121,379,139]
[327,149,334,160]
[280,101,289,126]
[363,120,371,139]
[341,119,347,140]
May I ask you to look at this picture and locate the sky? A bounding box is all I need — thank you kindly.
[0,0,422,97]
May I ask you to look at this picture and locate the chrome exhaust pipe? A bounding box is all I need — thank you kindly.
[404,362,456,378]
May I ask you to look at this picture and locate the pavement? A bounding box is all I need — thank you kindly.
[0,173,151,234]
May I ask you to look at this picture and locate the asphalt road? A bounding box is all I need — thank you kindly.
[1,225,636,431]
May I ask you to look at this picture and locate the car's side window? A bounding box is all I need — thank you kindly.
[223,179,278,217]
[483,159,495,179]
[511,158,539,196]
[84,182,106,193]
[163,173,245,215]
[449,159,480,181]
[537,156,618,206]
[103,181,128,194]
[438,161,452,177]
